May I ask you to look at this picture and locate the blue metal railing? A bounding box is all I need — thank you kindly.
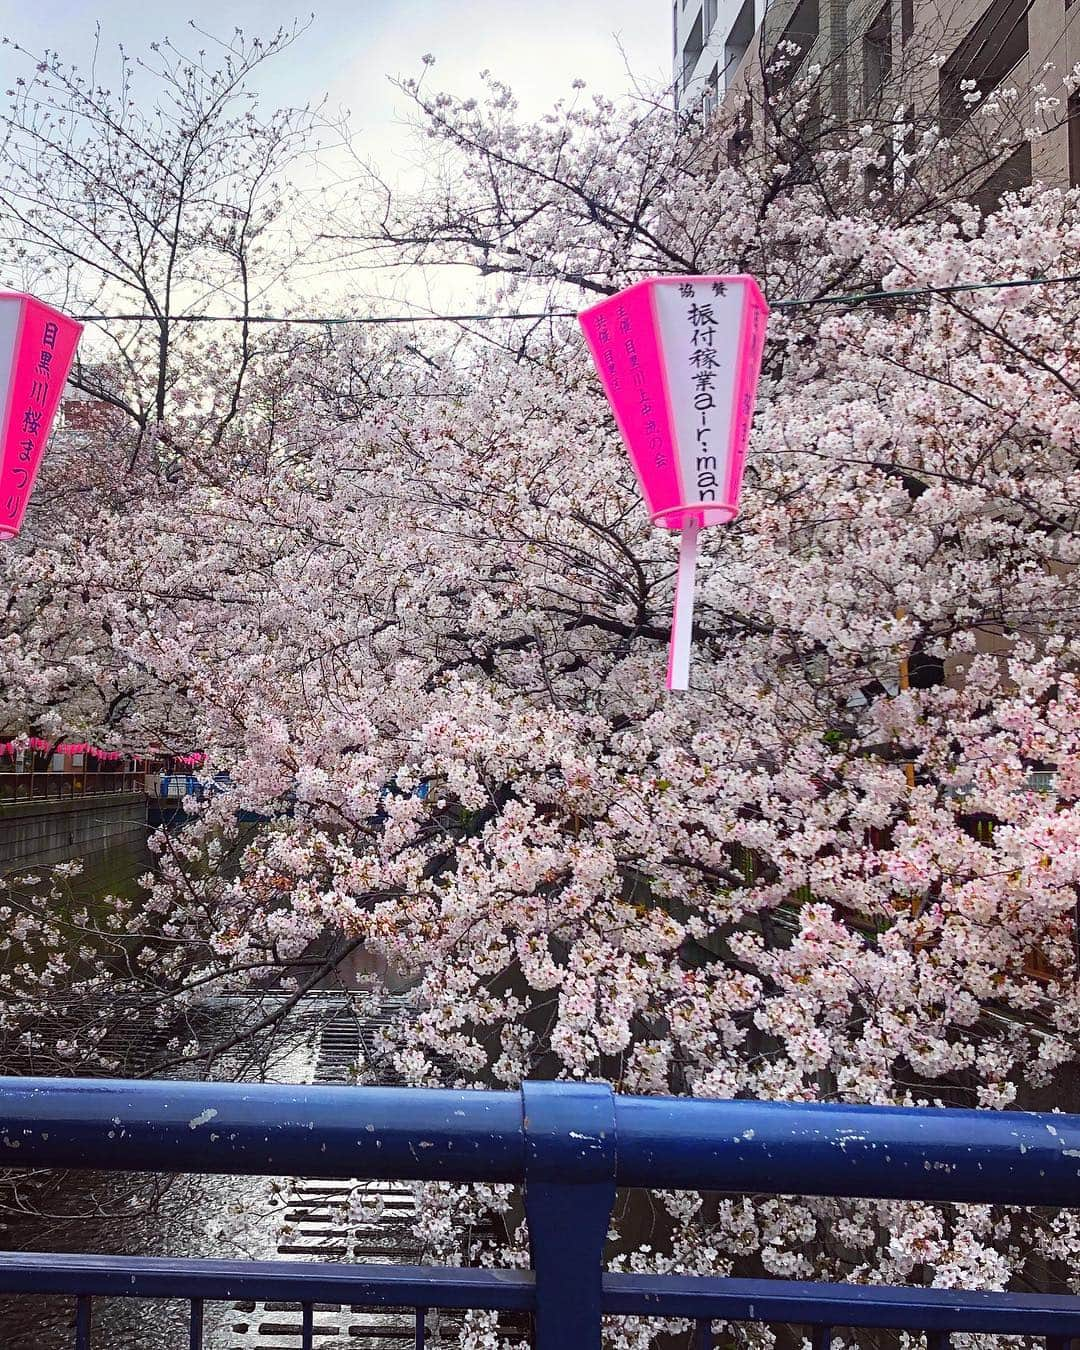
[3,1077,1080,1347]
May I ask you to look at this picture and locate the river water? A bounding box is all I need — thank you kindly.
[0,821,402,1350]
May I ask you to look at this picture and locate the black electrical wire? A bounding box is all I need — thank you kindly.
[69,270,1080,327]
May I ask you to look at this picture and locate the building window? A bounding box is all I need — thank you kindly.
[765,0,820,97]
[791,91,823,183]
[862,2,892,105]
[683,9,705,90]
[725,0,756,80]
[892,103,916,191]
[972,142,1032,213]
[705,0,718,34]
[939,0,1028,133]
[1070,91,1080,185]
[703,63,720,119]
[864,136,893,199]
[901,0,914,44]
[727,105,754,162]
[908,651,946,689]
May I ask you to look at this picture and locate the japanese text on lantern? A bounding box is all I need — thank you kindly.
[7,318,58,522]
[593,308,620,392]
[0,294,82,539]
[679,280,726,503]
[580,286,676,492]
[618,299,666,470]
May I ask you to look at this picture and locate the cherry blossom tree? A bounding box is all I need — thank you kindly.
[0,21,326,458]
[4,23,1080,1340]
[0,23,346,755]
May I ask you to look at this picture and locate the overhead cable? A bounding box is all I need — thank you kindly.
[70,271,1080,327]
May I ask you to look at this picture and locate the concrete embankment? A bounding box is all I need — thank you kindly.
[0,793,146,872]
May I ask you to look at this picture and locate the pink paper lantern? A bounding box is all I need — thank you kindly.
[579,275,768,690]
[0,293,83,540]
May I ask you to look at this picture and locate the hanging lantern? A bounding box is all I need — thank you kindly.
[579,275,768,690]
[0,293,83,540]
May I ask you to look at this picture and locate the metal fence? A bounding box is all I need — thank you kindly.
[2,1077,1080,1347]
[0,770,142,802]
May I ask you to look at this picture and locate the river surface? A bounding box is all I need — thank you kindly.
[0,820,406,1350]
[0,1038,318,1349]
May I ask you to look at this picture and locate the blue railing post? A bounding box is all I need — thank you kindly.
[521,1081,617,1350]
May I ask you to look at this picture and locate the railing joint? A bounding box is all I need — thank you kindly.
[521,1080,617,1349]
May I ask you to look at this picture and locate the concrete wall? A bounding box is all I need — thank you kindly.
[0,793,146,872]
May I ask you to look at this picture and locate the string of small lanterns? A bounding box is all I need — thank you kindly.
[0,739,205,765]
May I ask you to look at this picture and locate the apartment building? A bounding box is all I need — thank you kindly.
[672,0,1080,190]
[674,0,761,115]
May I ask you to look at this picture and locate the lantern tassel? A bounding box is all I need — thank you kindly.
[667,519,699,692]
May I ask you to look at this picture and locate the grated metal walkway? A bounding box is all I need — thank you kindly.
[222,992,436,1350]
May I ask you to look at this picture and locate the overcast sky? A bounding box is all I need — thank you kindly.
[0,2,670,313]
[2,1,669,128]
